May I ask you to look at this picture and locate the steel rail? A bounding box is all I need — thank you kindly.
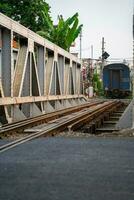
[2,101,100,128]
[67,101,122,131]
[0,100,104,134]
[0,100,119,153]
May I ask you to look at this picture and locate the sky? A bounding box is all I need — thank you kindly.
[48,0,133,62]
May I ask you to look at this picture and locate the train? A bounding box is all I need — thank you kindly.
[103,63,131,98]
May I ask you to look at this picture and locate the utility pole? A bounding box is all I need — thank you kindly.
[90,45,94,85]
[102,37,105,65]
[91,45,94,59]
[80,30,82,60]
[102,37,105,55]
[101,37,105,80]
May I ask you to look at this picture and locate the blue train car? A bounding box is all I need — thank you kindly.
[103,63,131,98]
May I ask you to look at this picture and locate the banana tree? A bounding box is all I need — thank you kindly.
[37,12,83,51]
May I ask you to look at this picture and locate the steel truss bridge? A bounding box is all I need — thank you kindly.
[0,12,86,124]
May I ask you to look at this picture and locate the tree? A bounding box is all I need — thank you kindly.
[37,12,83,51]
[92,73,103,95]
[0,0,51,32]
[0,0,83,51]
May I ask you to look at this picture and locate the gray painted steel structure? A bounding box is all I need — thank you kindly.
[0,13,85,123]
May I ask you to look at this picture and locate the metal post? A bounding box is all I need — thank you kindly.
[133,40,134,98]
[1,28,12,97]
[133,11,134,98]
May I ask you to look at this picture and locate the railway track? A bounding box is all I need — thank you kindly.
[0,100,104,134]
[0,100,122,153]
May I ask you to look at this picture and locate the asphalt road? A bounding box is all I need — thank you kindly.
[0,137,134,200]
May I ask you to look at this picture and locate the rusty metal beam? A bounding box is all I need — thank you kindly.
[0,95,86,106]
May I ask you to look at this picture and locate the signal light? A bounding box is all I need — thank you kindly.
[102,51,110,59]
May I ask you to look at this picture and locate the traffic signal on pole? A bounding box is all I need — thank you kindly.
[102,51,110,59]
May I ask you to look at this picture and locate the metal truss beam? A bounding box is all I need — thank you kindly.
[0,95,86,106]
[0,12,83,123]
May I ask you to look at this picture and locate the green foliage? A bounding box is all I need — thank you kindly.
[0,0,83,51]
[92,73,103,95]
[37,12,83,51]
[0,0,51,32]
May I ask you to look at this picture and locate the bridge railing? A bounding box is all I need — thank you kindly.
[0,12,85,123]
